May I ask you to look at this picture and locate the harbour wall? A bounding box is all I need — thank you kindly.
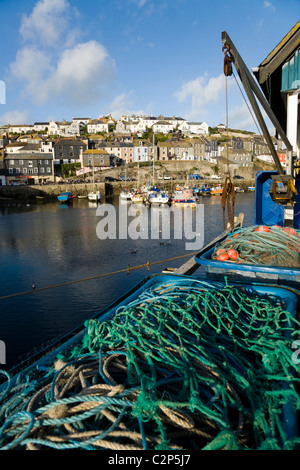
[0,178,255,203]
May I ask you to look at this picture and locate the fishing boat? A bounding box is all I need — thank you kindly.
[88,190,102,202]
[170,187,197,207]
[57,191,73,203]
[234,186,245,192]
[248,186,255,191]
[210,184,223,195]
[198,184,211,195]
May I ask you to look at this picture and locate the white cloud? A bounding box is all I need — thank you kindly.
[0,109,30,125]
[9,1,115,108]
[174,73,231,119]
[108,91,145,119]
[47,41,115,105]
[263,1,275,11]
[10,47,52,103]
[20,0,73,47]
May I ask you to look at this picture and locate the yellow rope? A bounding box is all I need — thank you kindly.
[0,252,200,301]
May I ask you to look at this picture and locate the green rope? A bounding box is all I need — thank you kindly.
[212,225,300,267]
[0,279,299,450]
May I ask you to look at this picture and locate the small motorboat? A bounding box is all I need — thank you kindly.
[88,190,103,202]
[210,185,223,196]
[57,192,73,203]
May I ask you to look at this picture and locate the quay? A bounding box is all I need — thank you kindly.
[0,178,255,203]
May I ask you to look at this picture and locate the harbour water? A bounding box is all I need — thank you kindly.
[0,192,255,370]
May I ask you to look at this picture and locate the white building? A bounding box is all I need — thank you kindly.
[87,119,109,134]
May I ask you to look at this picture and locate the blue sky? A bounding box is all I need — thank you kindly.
[0,0,299,131]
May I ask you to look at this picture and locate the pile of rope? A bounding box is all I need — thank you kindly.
[0,278,299,450]
[212,225,300,267]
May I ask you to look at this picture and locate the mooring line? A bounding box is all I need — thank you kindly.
[0,251,200,300]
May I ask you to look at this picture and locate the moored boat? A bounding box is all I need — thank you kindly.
[170,187,197,207]
[198,184,211,195]
[210,185,223,196]
[131,189,146,203]
[120,189,134,200]
[57,191,73,203]
[88,190,103,202]
[148,187,169,205]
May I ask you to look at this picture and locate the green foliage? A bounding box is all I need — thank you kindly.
[61,162,81,178]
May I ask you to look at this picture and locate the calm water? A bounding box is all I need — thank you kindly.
[0,193,255,369]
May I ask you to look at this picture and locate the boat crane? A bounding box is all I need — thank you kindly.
[221,31,298,226]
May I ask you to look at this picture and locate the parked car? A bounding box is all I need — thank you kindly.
[233,175,245,179]
[189,174,203,180]
[105,176,120,182]
[210,175,221,179]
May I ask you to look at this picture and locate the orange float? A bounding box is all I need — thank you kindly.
[217,252,229,261]
[216,248,225,256]
[255,226,270,232]
[284,227,297,236]
[228,249,239,260]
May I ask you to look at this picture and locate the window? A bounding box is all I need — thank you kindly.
[23,168,27,173]
[28,161,33,168]
[10,160,14,165]
[46,167,51,173]
[40,167,45,173]
[34,168,38,174]
[19,160,23,165]
[8,168,13,174]
[44,160,48,165]
[38,160,42,165]
[16,168,20,173]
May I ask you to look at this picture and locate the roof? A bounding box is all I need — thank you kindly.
[5,152,53,160]
[54,138,87,146]
[83,149,109,155]
[255,20,300,84]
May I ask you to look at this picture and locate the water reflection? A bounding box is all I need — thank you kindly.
[0,193,255,369]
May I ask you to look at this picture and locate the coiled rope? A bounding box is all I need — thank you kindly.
[0,278,299,450]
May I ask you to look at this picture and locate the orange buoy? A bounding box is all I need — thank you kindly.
[228,249,239,260]
[255,226,270,232]
[217,252,229,261]
[216,248,225,256]
[284,227,297,236]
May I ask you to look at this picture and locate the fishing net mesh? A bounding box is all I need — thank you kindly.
[0,278,299,450]
[212,225,300,267]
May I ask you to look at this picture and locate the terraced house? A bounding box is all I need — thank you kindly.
[4,141,54,184]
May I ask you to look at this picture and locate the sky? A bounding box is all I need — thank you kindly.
[0,0,299,131]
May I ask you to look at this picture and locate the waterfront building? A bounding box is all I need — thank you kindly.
[81,149,117,170]
[4,151,54,184]
[53,137,87,165]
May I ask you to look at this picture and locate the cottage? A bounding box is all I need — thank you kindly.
[81,149,117,170]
